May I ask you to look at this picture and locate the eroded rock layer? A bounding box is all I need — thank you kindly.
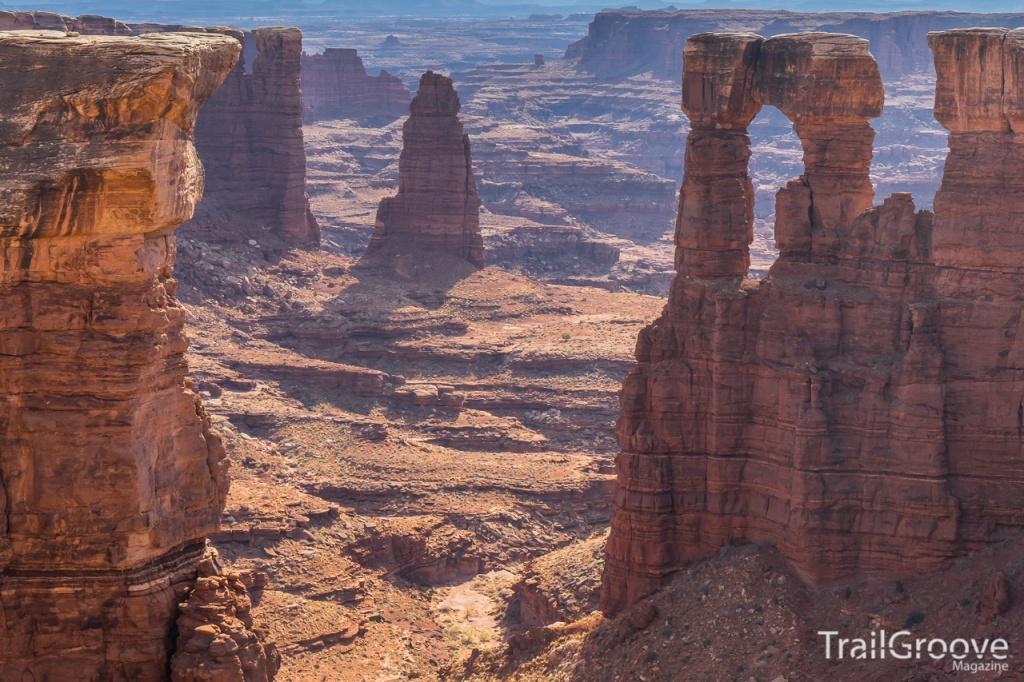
[365,71,485,267]
[196,27,320,245]
[302,48,411,122]
[603,29,1024,615]
[0,30,270,680]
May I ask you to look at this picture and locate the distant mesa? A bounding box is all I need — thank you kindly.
[567,9,1024,81]
[364,71,485,269]
[302,47,411,123]
[380,34,400,49]
[534,53,545,67]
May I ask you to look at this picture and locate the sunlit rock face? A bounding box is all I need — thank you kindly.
[0,30,272,680]
[603,29,1024,616]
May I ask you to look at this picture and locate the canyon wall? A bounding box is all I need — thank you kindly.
[302,48,411,122]
[603,29,1024,615]
[0,30,275,679]
[568,10,1024,82]
[365,71,485,267]
[196,27,320,246]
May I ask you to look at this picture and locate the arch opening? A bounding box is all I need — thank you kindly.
[746,105,802,279]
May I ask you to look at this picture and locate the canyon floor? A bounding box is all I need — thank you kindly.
[175,231,1024,681]
[175,229,662,680]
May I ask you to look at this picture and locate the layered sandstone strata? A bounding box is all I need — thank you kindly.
[196,27,319,245]
[0,30,272,679]
[603,29,1024,615]
[365,71,485,267]
[301,48,411,122]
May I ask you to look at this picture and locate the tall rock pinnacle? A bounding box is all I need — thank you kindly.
[364,71,485,267]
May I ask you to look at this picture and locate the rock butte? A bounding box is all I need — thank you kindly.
[365,71,485,267]
[0,30,275,680]
[302,48,411,123]
[603,29,1024,615]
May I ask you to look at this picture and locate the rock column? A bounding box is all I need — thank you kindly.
[365,71,485,267]
[602,32,965,618]
[676,32,762,279]
[0,31,274,680]
[196,27,320,245]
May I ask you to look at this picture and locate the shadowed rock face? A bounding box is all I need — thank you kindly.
[0,30,273,680]
[301,48,411,123]
[365,71,485,267]
[196,27,320,246]
[603,29,1024,616]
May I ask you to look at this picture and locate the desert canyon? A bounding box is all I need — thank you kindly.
[1,4,1024,682]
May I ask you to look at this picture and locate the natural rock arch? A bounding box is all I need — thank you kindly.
[677,32,883,280]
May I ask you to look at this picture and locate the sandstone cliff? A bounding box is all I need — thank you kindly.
[603,29,1024,615]
[568,10,1024,82]
[364,71,485,267]
[0,30,273,680]
[0,13,319,248]
[302,48,411,123]
[196,27,320,246]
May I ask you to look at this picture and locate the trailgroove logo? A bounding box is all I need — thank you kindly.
[818,630,1010,674]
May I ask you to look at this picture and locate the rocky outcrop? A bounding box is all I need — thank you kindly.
[171,550,279,682]
[301,48,411,122]
[364,71,484,267]
[0,30,271,679]
[196,27,320,245]
[929,28,1024,270]
[603,29,1024,615]
[569,10,1024,82]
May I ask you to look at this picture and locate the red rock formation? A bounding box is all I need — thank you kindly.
[301,48,411,122]
[0,30,271,679]
[364,71,485,267]
[0,15,318,248]
[195,28,320,245]
[602,29,1024,615]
